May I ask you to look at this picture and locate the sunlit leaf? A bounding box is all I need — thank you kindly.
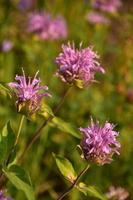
[53,153,77,182]
[78,182,107,200]
[39,102,54,118]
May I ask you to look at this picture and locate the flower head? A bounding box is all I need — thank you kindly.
[39,16,67,40]
[27,12,67,40]
[8,69,51,114]
[27,12,50,33]
[79,119,120,165]
[105,186,129,200]
[86,11,110,25]
[1,40,13,52]
[0,190,12,200]
[91,0,122,13]
[55,42,105,88]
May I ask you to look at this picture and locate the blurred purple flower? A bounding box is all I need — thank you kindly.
[55,42,105,88]
[1,40,13,52]
[39,16,67,40]
[91,0,122,13]
[0,191,12,200]
[79,119,120,165]
[8,69,51,114]
[27,12,67,40]
[18,0,33,10]
[27,12,50,33]
[86,11,110,25]
[105,186,129,200]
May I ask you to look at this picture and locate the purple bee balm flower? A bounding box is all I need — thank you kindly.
[1,40,13,52]
[27,11,67,40]
[39,16,67,40]
[105,186,129,200]
[91,0,122,13]
[86,11,110,25]
[0,190,13,200]
[79,119,121,165]
[55,42,105,88]
[27,12,51,33]
[8,69,51,114]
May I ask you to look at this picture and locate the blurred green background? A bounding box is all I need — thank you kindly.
[0,0,133,199]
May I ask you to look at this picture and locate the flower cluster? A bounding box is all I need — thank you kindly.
[105,186,129,200]
[0,40,13,52]
[8,70,51,114]
[6,40,121,199]
[27,12,67,40]
[91,0,122,14]
[79,119,120,165]
[86,11,110,25]
[87,0,122,25]
[0,191,12,200]
[55,42,105,88]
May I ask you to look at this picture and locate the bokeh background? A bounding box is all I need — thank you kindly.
[0,0,133,199]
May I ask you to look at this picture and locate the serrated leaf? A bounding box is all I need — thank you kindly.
[53,153,77,182]
[52,117,81,139]
[3,167,35,200]
[78,182,107,200]
[0,122,15,164]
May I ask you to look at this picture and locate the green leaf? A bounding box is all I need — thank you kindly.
[0,122,15,164]
[9,165,32,185]
[39,103,54,117]
[3,166,35,200]
[2,121,15,150]
[53,153,77,182]
[52,117,81,139]
[0,83,10,97]
[74,79,84,89]
[78,182,107,200]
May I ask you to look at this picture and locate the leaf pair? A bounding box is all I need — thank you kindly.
[53,154,107,200]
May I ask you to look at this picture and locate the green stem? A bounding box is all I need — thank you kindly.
[57,164,90,200]
[18,87,72,163]
[15,115,25,146]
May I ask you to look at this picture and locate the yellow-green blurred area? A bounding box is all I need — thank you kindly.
[0,0,133,199]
